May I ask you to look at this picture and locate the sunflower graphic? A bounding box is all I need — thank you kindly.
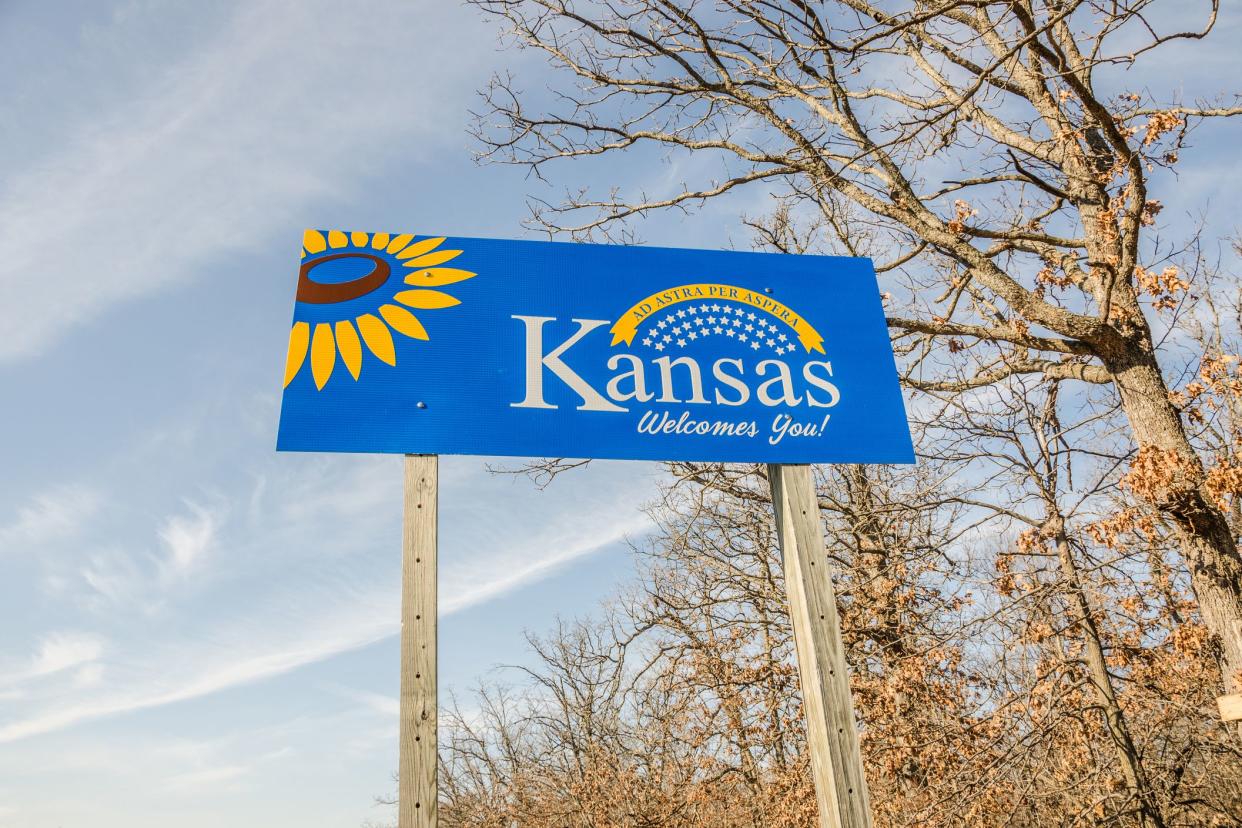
[284,229,476,390]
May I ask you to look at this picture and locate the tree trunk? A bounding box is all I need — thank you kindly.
[1101,337,1242,698]
[1051,517,1167,828]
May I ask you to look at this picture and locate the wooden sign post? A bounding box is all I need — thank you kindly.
[769,463,872,828]
[400,454,438,828]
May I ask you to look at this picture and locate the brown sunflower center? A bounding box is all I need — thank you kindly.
[297,253,391,304]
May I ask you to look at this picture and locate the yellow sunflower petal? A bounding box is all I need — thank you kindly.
[404,268,477,287]
[379,304,429,340]
[394,289,461,309]
[351,231,369,248]
[395,237,446,260]
[386,234,415,254]
[402,250,462,268]
[283,322,310,388]
[310,323,336,389]
[356,314,396,365]
[371,233,391,250]
[335,320,363,380]
[328,230,349,249]
[303,230,327,254]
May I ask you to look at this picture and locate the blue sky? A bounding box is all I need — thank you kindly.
[0,2,693,825]
[1,1,1239,826]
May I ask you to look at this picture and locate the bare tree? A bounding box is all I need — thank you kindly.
[470,0,1242,701]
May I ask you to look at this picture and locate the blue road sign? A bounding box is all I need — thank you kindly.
[277,231,912,464]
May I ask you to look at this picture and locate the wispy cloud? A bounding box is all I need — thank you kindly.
[0,631,106,689]
[441,510,653,615]
[0,611,393,744]
[0,486,101,553]
[28,632,105,677]
[0,453,655,745]
[163,763,250,794]
[325,685,400,719]
[0,0,487,362]
[0,517,646,744]
[157,501,219,581]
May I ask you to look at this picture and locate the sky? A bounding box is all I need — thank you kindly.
[0,2,1239,827]
[0,1,681,825]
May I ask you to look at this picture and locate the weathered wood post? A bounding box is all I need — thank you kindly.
[400,454,438,827]
[768,463,872,828]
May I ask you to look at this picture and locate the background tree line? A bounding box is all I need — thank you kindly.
[382,1,1242,824]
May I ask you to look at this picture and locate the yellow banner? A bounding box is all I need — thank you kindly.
[610,283,825,354]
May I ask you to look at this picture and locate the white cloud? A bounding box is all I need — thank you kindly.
[163,764,249,794]
[0,0,487,362]
[0,516,645,744]
[441,510,653,615]
[0,455,656,745]
[0,486,101,552]
[158,501,219,580]
[30,632,105,677]
[73,663,106,689]
[0,632,106,690]
[326,685,400,719]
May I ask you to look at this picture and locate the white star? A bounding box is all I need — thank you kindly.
[732,318,742,327]
[738,333,748,342]
[672,326,682,335]
[687,306,698,315]
[726,328,736,337]
[750,341,761,350]
[693,318,703,327]
[688,331,698,341]
[766,338,775,347]
[711,304,721,312]
[775,346,785,355]
[642,337,652,346]
[778,333,788,342]
[662,334,672,343]
[655,342,665,351]
[677,309,687,318]
[706,316,717,324]
[658,319,668,329]
[699,304,709,312]
[713,326,723,334]
[745,324,754,332]
[677,338,687,347]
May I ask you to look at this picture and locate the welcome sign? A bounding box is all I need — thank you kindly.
[276,231,912,463]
